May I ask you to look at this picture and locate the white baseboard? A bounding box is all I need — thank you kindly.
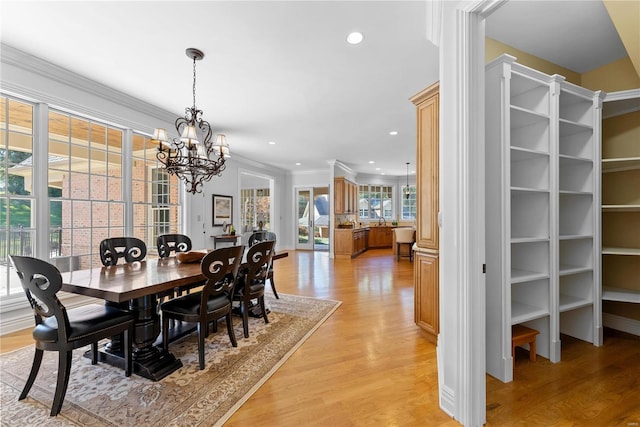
[603,313,640,336]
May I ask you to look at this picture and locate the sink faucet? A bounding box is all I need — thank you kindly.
[378,217,386,226]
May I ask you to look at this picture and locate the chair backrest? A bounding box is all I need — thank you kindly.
[157,234,192,258]
[243,240,275,290]
[394,227,416,244]
[200,245,243,302]
[248,231,270,247]
[9,255,71,341]
[99,237,147,266]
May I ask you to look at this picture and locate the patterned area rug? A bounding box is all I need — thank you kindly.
[0,294,340,427]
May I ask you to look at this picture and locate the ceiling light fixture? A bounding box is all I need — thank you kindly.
[268,141,276,145]
[152,48,229,194]
[347,32,364,44]
[389,131,398,136]
[404,162,411,199]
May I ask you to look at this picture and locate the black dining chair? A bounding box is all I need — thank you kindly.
[160,245,243,370]
[233,240,275,338]
[9,255,134,416]
[99,237,147,266]
[248,231,280,299]
[157,234,192,258]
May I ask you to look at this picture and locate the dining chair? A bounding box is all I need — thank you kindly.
[9,255,134,416]
[394,227,416,261]
[160,245,243,370]
[248,231,280,299]
[157,234,192,258]
[99,237,147,266]
[233,240,275,338]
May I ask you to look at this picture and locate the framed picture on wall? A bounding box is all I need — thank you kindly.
[212,194,232,226]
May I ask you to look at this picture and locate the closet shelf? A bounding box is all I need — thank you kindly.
[559,264,592,276]
[511,302,549,325]
[602,287,640,303]
[511,268,549,283]
[559,234,592,241]
[602,247,640,256]
[602,205,640,212]
[559,293,593,312]
[602,157,640,173]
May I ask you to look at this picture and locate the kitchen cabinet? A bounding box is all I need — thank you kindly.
[368,226,394,248]
[334,177,357,214]
[334,228,369,258]
[410,81,440,344]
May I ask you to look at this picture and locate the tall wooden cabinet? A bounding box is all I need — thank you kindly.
[334,177,357,214]
[485,55,602,383]
[601,90,640,324]
[410,82,439,344]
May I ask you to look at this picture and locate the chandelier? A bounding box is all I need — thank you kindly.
[152,48,230,194]
[404,162,411,199]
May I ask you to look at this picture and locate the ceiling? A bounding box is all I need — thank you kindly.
[0,1,629,177]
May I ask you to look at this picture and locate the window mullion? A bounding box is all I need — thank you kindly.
[122,129,133,235]
[34,103,49,260]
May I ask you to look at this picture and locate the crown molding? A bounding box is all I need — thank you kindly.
[0,43,177,128]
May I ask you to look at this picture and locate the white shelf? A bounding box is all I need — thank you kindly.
[559,264,592,276]
[559,190,592,196]
[560,154,593,164]
[511,301,549,324]
[511,186,549,194]
[602,287,640,303]
[511,106,550,128]
[602,157,640,173]
[511,268,549,283]
[511,237,549,244]
[559,293,593,312]
[559,119,593,137]
[559,234,592,240]
[602,247,640,256]
[602,205,640,213]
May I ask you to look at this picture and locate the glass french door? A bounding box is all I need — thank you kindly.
[296,187,329,251]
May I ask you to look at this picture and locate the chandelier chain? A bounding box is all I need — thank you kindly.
[192,56,197,109]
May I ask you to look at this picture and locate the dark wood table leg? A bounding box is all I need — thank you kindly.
[87,296,183,381]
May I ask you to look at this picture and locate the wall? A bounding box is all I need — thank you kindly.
[485,38,581,85]
[581,56,640,92]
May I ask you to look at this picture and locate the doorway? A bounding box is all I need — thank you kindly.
[295,187,329,251]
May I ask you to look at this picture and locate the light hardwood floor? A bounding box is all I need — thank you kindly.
[1,250,639,426]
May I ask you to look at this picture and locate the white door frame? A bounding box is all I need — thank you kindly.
[437,1,507,425]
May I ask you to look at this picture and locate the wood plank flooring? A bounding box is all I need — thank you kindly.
[1,249,639,426]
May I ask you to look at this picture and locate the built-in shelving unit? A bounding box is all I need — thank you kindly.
[485,55,602,383]
[601,90,640,321]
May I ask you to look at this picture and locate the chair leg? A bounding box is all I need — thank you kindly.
[269,272,279,299]
[51,351,72,416]
[226,312,237,347]
[397,243,400,261]
[91,342,98,365]
[242,301,250,339]
[259,296,269,324]
[197,322,205,370]
[19,348,43,401]
[124,328,132,377]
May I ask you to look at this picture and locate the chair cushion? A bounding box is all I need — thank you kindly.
[33,304,133,343]
[161,292,229,316]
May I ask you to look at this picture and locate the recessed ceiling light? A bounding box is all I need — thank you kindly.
[347,32,364,45]
[389,131,398,136]
[268,141,276,145]
[381,172,385,175]
[375,167,381,171]
[295,162,301,166]
[369,160,375,164]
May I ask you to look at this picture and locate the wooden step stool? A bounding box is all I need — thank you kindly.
[511,325,539,362]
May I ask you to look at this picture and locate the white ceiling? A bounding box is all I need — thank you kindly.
[486,0,627,73]
[0,1,628,177]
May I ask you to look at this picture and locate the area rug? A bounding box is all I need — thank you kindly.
[0,293,341,427]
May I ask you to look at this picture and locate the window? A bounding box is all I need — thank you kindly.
[0,97,35,296]
[48,110,125,270]
[240,188,270,230]
[359,184,393,220]
[132,133,180,253]
[0,93,184,298]
[401,185,417,220]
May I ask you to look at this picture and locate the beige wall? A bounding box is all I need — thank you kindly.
[581,56,640,92]
[485,38,581,85]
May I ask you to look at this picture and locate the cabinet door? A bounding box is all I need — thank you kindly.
[414,251,439,343]
[414,84,439,250]
[334,178,345,214]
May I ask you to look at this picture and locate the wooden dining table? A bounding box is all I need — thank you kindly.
[61,257,206,381]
